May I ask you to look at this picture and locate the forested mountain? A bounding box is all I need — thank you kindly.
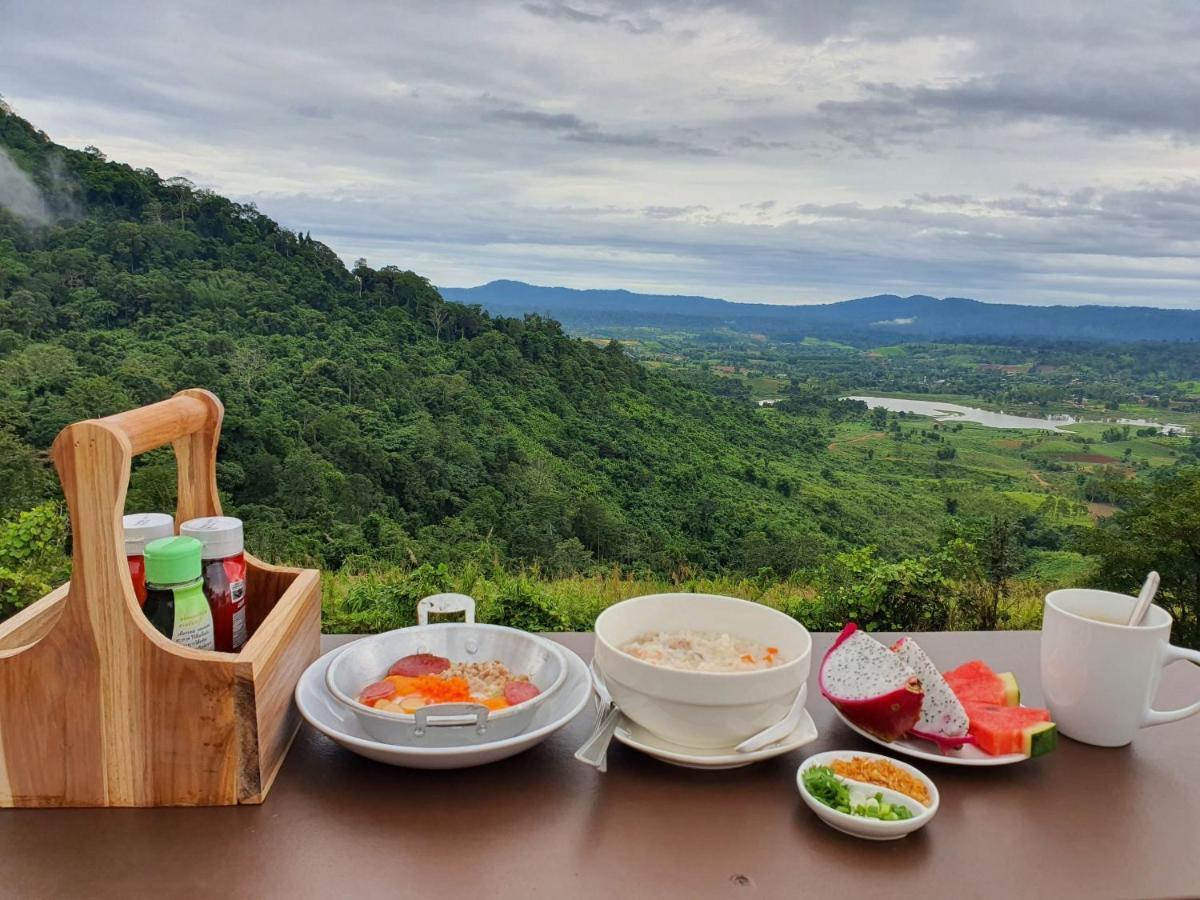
[441,280,1200,343]
[2,107,1196,645]
[0,108,852,577]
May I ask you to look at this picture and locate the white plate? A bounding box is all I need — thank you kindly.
[296,641,591,769]
[612,709,818,769]
[832,709,1027,766]
[798,750,939,840]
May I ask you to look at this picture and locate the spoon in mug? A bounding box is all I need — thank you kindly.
[1127,571,1160,627]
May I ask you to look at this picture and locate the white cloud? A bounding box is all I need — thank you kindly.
[2,0,1199,307]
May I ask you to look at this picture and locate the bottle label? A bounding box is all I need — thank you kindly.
[172,583,215,651]
[230,577,248,650]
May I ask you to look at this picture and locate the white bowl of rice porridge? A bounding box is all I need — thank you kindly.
[594,593,810,749]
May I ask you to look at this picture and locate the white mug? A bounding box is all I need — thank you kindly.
[1041,588,1200,747]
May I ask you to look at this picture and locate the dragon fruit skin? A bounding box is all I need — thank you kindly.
[819,623,924,741]
[891,636,974,751]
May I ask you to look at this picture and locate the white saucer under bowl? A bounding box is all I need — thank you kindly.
[612,709,818,770]
[295,640,590,769]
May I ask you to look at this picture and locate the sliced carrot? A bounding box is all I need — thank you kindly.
[386,675,420,694]
[411,675,472,703]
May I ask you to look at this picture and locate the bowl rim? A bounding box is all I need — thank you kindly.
[324,623,568,723]
[594,592,812,679]
[796,749,940,833]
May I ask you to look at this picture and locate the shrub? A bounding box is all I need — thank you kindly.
[0,502,70,618]
[486,576,570,632]
[327,563,455,632]
[815,546,952,632]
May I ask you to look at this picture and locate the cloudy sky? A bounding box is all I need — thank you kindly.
[4,0,1200,307]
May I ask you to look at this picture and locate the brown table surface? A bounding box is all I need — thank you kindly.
[3,631,1199,899]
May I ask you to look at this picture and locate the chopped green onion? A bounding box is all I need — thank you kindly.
[803,768,915,821]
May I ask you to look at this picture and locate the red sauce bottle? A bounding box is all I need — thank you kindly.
[180,516,248,652]
[123,513,175,607]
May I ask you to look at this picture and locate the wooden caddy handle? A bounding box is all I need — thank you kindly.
[100,391,220,456]
[49,388,226,653]
[93,389,225,526]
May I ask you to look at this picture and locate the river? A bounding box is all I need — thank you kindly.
[845,396,1189,435]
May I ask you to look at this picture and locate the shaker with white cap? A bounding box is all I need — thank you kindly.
[180,516,248,652]
[123,513,175,607]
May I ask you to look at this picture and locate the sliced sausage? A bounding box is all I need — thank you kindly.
[503,681,541,705]
[359,680,397,704]
[388,653,451,677]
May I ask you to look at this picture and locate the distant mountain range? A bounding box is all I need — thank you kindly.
[439,280,1200,343]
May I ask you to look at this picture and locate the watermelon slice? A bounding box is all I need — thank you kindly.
[964,703,1057,757]
[944,660,1020,707]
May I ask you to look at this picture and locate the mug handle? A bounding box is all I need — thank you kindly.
[1142,643,1200,728]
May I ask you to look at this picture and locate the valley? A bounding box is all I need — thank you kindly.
[1,107,1197,647]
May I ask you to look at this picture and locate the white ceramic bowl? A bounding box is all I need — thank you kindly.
[325,623,567,747]
[797,750,939,840]
[593,593,811,748]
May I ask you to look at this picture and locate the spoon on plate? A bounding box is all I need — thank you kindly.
[1127,571,1160,627]
[574,665,621,772]
[735,684,808,754]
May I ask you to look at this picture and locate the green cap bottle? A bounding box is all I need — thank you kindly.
[145,535,202,586]
[142,535,214,651]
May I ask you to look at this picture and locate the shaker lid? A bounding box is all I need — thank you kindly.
[144,536,202,585]
[123,512,175,556]
[180,516,244,559]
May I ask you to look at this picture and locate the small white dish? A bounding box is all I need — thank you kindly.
[612,709,818,770]
[832,709,1027,766]
[797,750,939,840]
[296,641,590,769]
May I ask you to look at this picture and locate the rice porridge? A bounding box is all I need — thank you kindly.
[619,630,783,672]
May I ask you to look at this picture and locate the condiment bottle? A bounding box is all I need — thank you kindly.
[142,536,215,650]
[123,513,174,608]
[180,516,248,652]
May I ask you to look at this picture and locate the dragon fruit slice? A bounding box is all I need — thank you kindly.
[819,623,924,741]
[891,636,973,751]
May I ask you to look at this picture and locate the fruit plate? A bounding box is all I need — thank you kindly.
[832,709,1028,766]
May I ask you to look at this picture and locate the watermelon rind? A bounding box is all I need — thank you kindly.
[998,672,1021,707]
[1026,722,1057,758]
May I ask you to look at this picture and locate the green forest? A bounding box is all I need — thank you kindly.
[1,106,1197,646]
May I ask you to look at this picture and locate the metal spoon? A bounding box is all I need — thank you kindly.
[574,664,621,772]
[1127,571,1160,626]
[735,684,808,754]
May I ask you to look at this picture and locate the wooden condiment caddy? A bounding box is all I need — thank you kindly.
[0,390,320,807]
